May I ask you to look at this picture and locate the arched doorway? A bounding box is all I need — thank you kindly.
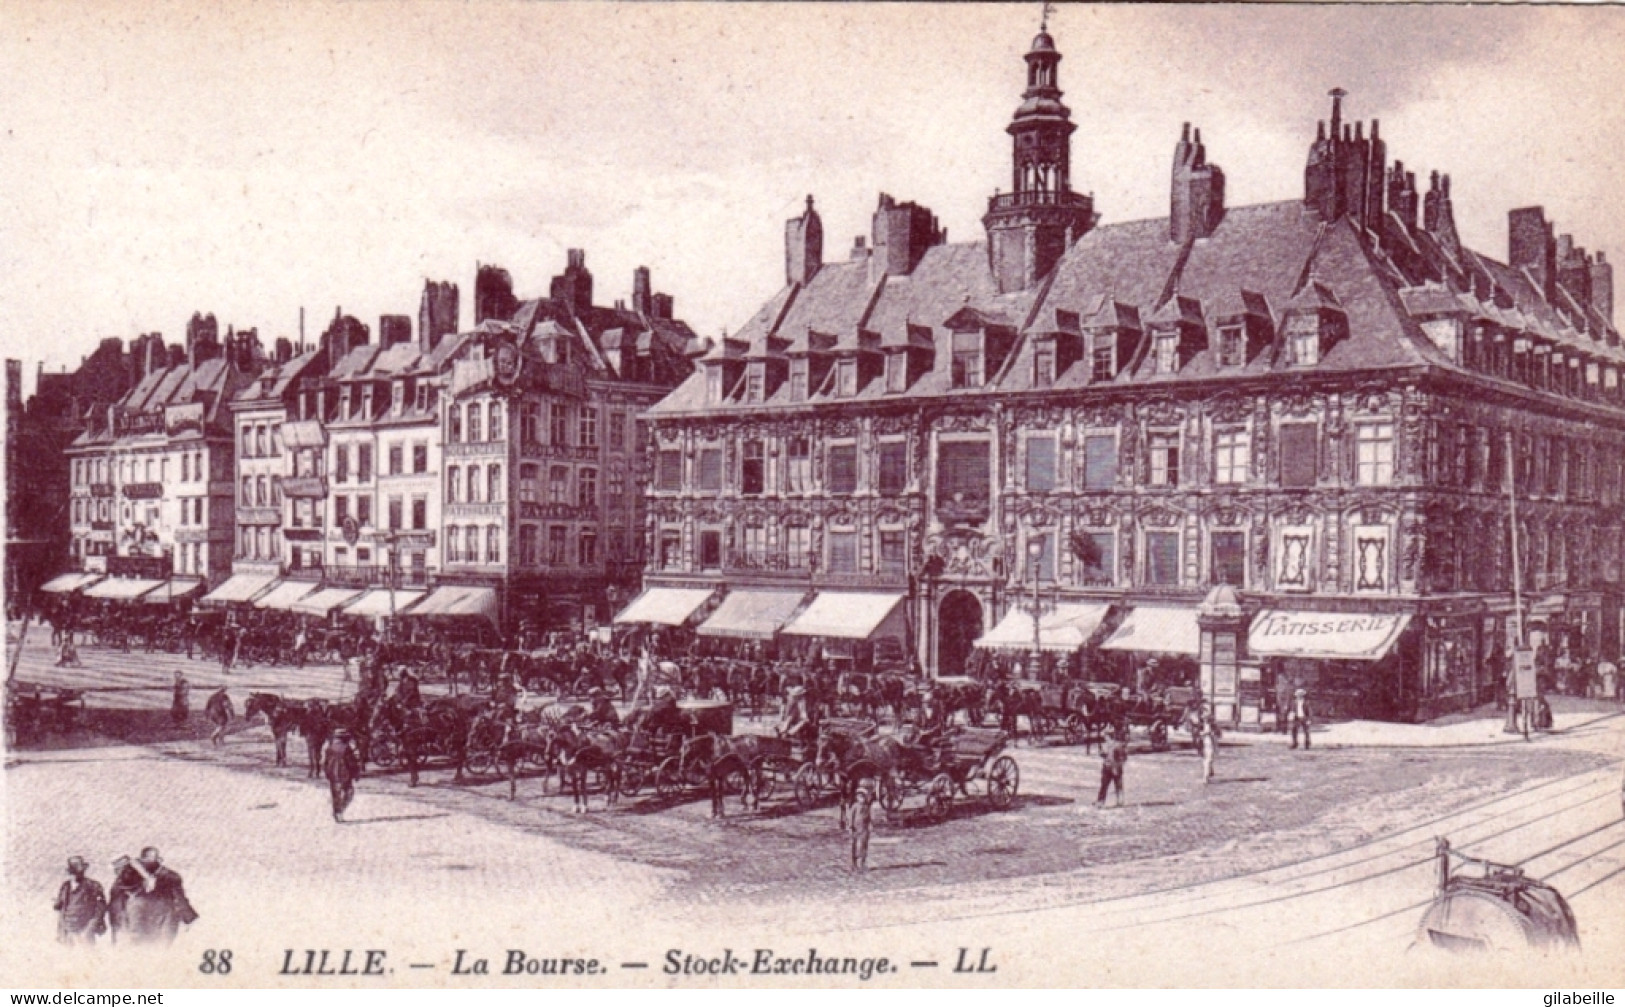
[937,590,984,677]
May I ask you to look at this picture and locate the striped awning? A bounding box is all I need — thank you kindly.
[695,589,807,639]
[975,602,1111,652]
[142,579,203,604]
[343,588,424,618]
[200,573,278,605]
[83,577,165,602]
[290,587,364,616]
[780,592,905,640]
[408,585,499,623]
[613,587,713,626]
[1099,606,1202,656]
[253,580,319,611]
[40,572,103,594]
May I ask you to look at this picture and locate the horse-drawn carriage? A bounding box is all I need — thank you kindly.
[876,726,1019,820]
[5,682,85,744]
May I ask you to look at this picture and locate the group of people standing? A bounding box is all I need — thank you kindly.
[54,847,196,947]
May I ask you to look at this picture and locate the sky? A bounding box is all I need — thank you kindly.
[4,2,1625,395]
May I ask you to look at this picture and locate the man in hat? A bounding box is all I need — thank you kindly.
[849,778,876,873]
[54,856,107,945]
[1095,723,1127,808]
[170,671,190,726]
[324,729,361,822]
[778,683,812,742]
[644,687,687,737]
[1274,667,1294,735]
[585,687,620,728]
[108,848,196,945]
[1288,682,1313,750]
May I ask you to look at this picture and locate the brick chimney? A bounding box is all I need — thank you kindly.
[379,314,412,349]
[1509,206,1558,300]
[1422,172,1460,256]
[632,266,653,316]
[549,250,594,315]
[786,194,824,286]
[418,279,459,351]
[1170,123,1225,244]
[1590,252,1614,324]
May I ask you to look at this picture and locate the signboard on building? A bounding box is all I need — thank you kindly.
[164,401,205,436]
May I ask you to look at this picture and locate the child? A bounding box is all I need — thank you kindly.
[850,780,875,872]
[1095,723,1126,807]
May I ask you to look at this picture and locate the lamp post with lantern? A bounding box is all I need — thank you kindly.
[1017,537,1056,679]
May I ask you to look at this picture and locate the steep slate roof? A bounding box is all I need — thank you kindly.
[232,350,322,407]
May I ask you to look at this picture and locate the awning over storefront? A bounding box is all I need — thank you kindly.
[200,573,278,606]
[142,579,203,604]
[408,585,499,624]
[40,572,103,594]
[695,589,807,639]
[612,587,714,626]
[82,577,164,602]
[254,580,318,611]
[343,588,425,618]
[1248,610,1412,662]
[780,591,905,640]
[975,602,1111,652]
[290,587,364,617]
[1099,606,1202,655]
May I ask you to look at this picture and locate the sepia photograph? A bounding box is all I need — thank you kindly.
[4,0,1625,990]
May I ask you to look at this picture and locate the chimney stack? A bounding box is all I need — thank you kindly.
[1590,252,1614,324]
[1170,122,1226,244]
[1509,206,1558,300]
[785,194,824,286]
[418,279,459,352]
[379,314,412,349]
[548,251,594,315]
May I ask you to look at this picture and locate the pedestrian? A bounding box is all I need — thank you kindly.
[204,687,234,747]
[1289,683,1313,750]
[1197,710,1218,784]
[1095,723,1126,808]
[170,671,190,726]
[54,856,107,946]
[1597,657,1618,702]
[324,729,361,822]
[850,779,875,872]
[1274,668,1293,735]
[107,848,197,946]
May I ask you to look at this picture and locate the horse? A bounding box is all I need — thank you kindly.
[701,733,793,818]
[553,723,625,813]
[204,687,235,747]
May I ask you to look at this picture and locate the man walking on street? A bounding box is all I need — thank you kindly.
[324,729,361,822]
[170,671,190,726]
[54,856,107,946]
[1289,683,1313,750]
[1095,723,1126,808]
[1196,709,1218,784]
[1274,668,1293,735]
[850,779,875,872]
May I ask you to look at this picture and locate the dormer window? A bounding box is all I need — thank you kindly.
[746,362,765,403]
[790,360,808,401]
[706,365,724,404]
[1219,324,1245,367]
[392,380,405,414]
[1290,327,1320,366]
[1154,331,1180,374]
[837,358,858,397]
[1033,343,1055,388]
[951,331,983,388]
[1091,339,1116,383]
[885,353,907,393]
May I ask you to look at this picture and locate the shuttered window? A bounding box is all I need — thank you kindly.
[877,441,907,497]
[1026,435,1057,493]
[698,449,723,492]
[935,440,990,506]
[1146,531,1181,586]
[828,531,858,574]
[1278,423,1317,488]
[1211,531,1246,586]
[828,444,858,494]
[656,450,682,491]
[1083,435,1116,490]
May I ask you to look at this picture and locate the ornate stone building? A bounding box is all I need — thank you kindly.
[637,25,1622,722]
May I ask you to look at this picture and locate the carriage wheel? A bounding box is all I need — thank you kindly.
[463,745,499,779]
[369,735,401,769]
[620,763,645,797]
[754,760,780,804]
[987,755,1019,808]
[1149,720,1170,752]
[1061,712,1085,747]
[926,773,954,819]
[877,771,904,813]
[792,763,821,809]
[655,757,683,798]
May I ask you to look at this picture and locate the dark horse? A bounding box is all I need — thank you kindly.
[553,723,624,813]
[299,698,372,779]
[699,733,790,819]
[245,692,302,766]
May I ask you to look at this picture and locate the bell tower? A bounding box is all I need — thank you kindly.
[982,19,1096,294]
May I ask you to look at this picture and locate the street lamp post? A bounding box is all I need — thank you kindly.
[1018,538,1055,679]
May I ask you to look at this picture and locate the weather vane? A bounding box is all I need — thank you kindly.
[1041,0,1057,31]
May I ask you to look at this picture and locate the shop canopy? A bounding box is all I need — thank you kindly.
[780,591,905,640]
[343,588,425,618]
[142,579,202,604]
[254,580,318,611]
[1247,610,1412,661]
[408,585,499,624]
[612,587,714,626]
[200,572,278,606]
[290,587,364,617]
[695,589,808,640]
[975,602,1112,653]
[82,577,164,602]
[1099,606,1202,656]
[40,572,103,594]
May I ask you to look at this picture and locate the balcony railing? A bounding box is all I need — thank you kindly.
[726,550,814,573]
[986,189,1092,213]
[323,564,431,588]
[123,482,163,500]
